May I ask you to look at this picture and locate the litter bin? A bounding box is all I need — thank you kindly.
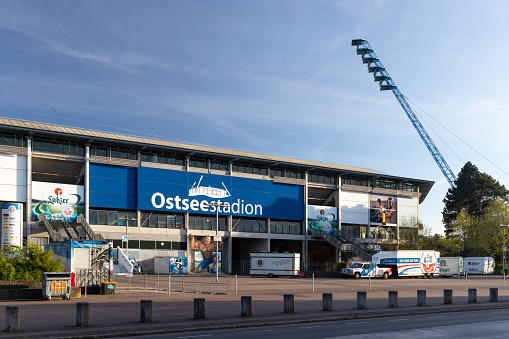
[101,282,117,295]
[41,272,72,300]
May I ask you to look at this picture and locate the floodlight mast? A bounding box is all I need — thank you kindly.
[351,39,457,188]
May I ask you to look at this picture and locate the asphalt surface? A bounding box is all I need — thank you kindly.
[2,274,509,338]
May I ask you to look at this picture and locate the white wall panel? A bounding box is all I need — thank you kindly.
[397,196,419,224]
[341,191,369,224]
[0,154,26,202]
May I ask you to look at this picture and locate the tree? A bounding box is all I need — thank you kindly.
[443,161,508,236]
[0,242,63,281]
[453,199,509,261]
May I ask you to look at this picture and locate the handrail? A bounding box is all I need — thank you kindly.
[37,214,65,242]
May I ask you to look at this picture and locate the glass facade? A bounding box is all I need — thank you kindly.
[270,220,302,235]
[188,214,227,231]
[140,212,184,229]
[140,151,185,166]
[33,138,84,156]
[232,218,267,233]
[89,209,137,226]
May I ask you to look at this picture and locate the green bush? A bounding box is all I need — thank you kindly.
[0,242,63,281]
[494,264,509,276]
[336,261,346,271]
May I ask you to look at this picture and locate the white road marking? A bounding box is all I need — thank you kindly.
[300,325,324,329]
[345,321,369,325]
[388,318,409,322]
[242,330,273,334]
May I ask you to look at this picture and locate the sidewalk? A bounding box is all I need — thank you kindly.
[2,274,509,338]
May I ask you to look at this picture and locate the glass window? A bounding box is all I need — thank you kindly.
[189,158,207,169]
[157,214,167,228]
[98,210,108,225]
[210,160,228,171]
[107,211,118,226]
[127,212,137,227]
[149,214,157,228]
[141,212,150,227]
[89,210,98,225]
[117,211,127,226]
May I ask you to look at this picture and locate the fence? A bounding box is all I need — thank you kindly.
[122,273,231,295]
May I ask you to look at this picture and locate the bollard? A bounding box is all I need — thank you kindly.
[140,300,153,323]
[235,274,238,295]
[468,289,477,303]
[194,298,206,319]
[388,291,398,308]
[322,293,333,311]
[444,289,453,304]
[144,272,147,290]
[284,294,295,313]
[312,273,315,293]
[241,296,252,316]
[5,306,20,332]
[490,288,499,302]
[76,302,90,327]
[357,291,367,309]
[417,290,426,306]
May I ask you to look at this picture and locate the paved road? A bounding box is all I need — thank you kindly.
[115,309,509,338]
[2,274,509,338]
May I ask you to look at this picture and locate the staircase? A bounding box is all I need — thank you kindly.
[311,229,375,261]
[38,214,105,242]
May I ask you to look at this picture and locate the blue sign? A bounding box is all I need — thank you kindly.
[138,167,304,220]
[89,164,304,221]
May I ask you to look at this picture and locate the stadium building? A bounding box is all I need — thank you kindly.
[0,118,433,273]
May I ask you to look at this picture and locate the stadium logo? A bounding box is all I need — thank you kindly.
[421,253,437,273]
[189,175,231,199]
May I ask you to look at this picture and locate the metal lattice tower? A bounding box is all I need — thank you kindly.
[352,39,457,188]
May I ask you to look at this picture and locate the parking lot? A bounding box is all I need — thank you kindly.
[2,274,509,338]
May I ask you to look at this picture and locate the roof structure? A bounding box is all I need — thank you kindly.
[0,117,434,200]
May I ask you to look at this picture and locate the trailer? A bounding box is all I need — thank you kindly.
[439,257,464,277]
[372,250,440,278]
[464,257,495,274]
[250,252,300,278]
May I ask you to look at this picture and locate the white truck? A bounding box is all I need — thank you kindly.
[249,252,301,278]
[372,250,440,278]
[464,257,495,274]
[341,262,392,279]
[439,257,464,277]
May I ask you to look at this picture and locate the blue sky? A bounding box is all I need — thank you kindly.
[2,1,509,235]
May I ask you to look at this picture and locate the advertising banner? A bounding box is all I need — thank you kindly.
[2,203,22,249]
[369,194,397,226]
[189,234,222,273]
[307,205,337,235]
[32,182,84,222]
[169,257,188,274]
[137,167,304,220]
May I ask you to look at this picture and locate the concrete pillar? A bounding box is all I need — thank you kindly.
[85,144,90,222]
[140,300,153,323]
[490,288,499,302]
[444,289,453,304]
[388,291,398,308]
[284,294,295,313]
[417,290,426,306]
[26,137,32,240]
[76,302,89,326]
[5,306,20,332]
[194,298,206,319]
[468,289,477,303]
[322,293,333,311]
[357,291,367,309]
[241,296,252,316]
